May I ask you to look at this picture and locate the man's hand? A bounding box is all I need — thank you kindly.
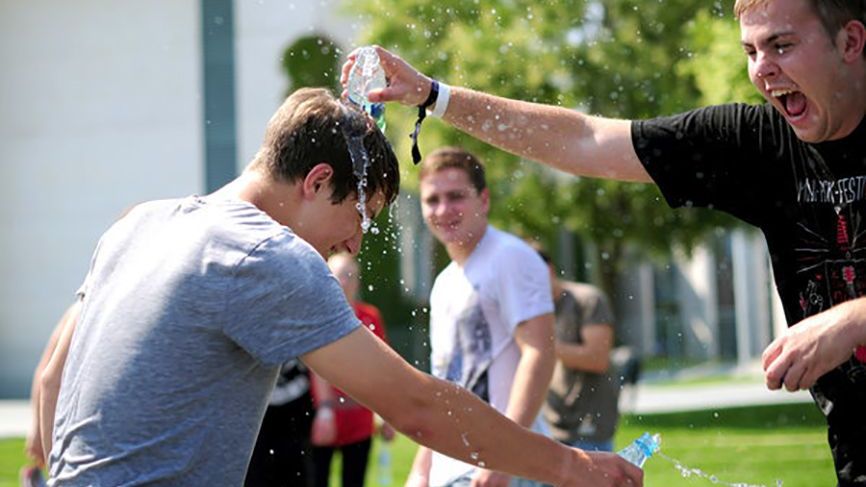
[471,468,511,487]
[763,301,865,391]
[341,46,432,107]
[404,472,428,487]
[380,422,396,442]
[561,451,643,487]
[310,407,337,446]
[24,432,45,468]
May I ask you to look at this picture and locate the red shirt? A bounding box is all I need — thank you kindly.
[312,301,388,446]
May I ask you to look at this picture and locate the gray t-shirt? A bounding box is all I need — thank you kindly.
[543,282,619,444]
[49,196,358,486]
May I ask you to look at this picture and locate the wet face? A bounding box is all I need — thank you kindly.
[740,0,856,142]
[419,167,489,249]
[306,189,385,258]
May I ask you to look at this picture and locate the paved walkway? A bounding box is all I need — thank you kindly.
[0,379,812,439]
[1,400,29,439]
[620,381,811,414]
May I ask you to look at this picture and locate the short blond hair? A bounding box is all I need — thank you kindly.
[735,0,866,42]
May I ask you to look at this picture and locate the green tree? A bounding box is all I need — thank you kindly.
[348,0,758,297]
[283,34,342,94]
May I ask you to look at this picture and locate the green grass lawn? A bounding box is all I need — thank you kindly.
[0,402,833,486]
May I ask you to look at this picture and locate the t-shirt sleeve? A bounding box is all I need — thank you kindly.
[495,243,555,331]
[223,234,359,366]
[580,286,614,326]
[631,103,773,224]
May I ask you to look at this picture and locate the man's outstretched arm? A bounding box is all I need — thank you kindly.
[302,326,642,487]
[342,46,651,183]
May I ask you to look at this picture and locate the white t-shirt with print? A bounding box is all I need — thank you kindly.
[428,225,554,486]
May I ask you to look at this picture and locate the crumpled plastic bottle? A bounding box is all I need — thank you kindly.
[347,46,387,131]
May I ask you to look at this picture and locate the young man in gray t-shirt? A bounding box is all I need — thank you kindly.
[38,88,641,487]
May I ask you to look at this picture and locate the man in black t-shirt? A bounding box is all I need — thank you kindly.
[343,0,866,484]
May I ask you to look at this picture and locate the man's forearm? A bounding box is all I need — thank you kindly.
[38,302,79,461]
[504,348,556,428]
[399,374,572,484]
[441,87,649,182]
[406,446,432,487]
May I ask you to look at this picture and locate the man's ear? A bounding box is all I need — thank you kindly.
[302,163,335,199]
[840,20,866,62]
[480,187,491,215]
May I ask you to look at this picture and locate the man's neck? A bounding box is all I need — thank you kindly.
[210,170,301,227]
[445,225,488,266]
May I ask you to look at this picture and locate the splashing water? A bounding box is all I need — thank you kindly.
[657,452,783,487]
[342,46,392,235]
[341,118,378,234]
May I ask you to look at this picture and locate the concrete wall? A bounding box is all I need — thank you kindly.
[0,0,202,397]
[0,0,360,398]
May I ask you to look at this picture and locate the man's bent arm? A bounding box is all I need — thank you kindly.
[763,297,866,391]
[25,306,72,466]
[39,300,80,462]
[556,324,614,374]
[303,326,642,487]
[505,313,557,428]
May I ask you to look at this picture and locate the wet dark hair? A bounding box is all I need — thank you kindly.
[249,87,400,205]
[418,146,487,193]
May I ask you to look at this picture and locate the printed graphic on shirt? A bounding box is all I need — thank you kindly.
[793,165,866,374]
[444,293,492,402]
[797,176,866,205]
[794,203,866,319]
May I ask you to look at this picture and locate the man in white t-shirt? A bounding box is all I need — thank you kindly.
[408,147,557,487]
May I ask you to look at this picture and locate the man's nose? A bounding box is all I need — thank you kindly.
[434,199,453,217]
[345,230,363,255]
[754,51,779,80]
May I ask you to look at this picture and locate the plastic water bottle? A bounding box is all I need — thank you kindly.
[377,443,393,486]
[617,432,661,468]
[347,46,387,130]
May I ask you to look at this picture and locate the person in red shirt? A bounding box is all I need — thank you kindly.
[311,252,395,487]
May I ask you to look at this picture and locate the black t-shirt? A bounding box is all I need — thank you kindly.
[633,103,866,486]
